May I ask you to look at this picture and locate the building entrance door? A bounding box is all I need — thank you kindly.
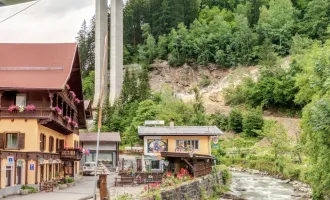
[49,164,52,180]
[6,166,12,186]
[40,165,44,182]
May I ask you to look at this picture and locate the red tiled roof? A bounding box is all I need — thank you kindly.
[0,43,77,89]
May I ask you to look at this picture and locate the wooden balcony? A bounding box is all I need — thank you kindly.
[0,107,77,135]
[59,148,83,161]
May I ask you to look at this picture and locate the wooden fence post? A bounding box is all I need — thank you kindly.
[99,174,108,200]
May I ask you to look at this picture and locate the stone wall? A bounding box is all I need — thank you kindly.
[142,171,223,200]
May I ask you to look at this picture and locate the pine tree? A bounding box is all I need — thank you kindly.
[137,67,150,101]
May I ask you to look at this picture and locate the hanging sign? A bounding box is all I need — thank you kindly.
[211,136,219,148]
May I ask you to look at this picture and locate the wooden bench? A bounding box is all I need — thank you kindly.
[115,177,134,186]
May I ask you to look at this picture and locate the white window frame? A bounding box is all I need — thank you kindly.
[176,139,200,150]
[16,93,26,106]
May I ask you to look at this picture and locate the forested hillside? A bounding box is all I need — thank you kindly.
[76,0,330,198]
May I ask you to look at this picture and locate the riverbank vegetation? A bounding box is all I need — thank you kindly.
[77,0,330,198]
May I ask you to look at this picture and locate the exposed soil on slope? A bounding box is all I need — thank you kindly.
[148,58,300,142]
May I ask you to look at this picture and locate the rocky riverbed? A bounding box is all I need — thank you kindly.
[223,167,312,200]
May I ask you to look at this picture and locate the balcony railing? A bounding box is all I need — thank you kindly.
[59,148,83,161]
[0,107,77,134]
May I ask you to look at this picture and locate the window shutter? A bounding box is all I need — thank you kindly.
[40,134,43,151]
[59,139,64,150]
[43,135,46,151]
[0,133,4,149]
[56,139,59,152]
[18,133,25,149]
[49,137,53,152]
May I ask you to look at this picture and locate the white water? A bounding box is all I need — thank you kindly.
[230,172,304,200]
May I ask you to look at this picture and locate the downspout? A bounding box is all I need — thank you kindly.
[25,154,29,185]
[0,151,2,188]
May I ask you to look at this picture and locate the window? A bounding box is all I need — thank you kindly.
[176,140,199,150]
[40,134,46,151]
[6,133,18,149]
[151,160,160,170]
[16,93,26,106]
[0,133,25,150]
[49,136,54,152]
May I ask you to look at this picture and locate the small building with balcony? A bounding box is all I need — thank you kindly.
[0,43,88,195]
[137,121,223,178]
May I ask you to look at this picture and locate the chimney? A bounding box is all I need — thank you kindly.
[170,120,174,128]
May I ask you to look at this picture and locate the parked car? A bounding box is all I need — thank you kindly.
[83,162,96,176]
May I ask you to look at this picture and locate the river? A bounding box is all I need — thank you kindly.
[229,171,309,200]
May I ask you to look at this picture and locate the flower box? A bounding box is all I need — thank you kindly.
[8,105,19,112]
[25,104,36,111]
[74,98,81,104]
[69,91,76,99]
[54,106,62,115]
[64,116,72,123]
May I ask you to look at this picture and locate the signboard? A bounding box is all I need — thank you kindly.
[7,156,14,166]
[29,164,34,170]
[147,139,168,153]
[144,120,164,126]
[211,136,219,148]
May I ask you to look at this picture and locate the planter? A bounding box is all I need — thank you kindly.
[20,189,29,195]
[67,182,74,188]
[59,184,67,190]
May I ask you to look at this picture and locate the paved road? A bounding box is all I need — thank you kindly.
[7,173,144,200]
[7,176,96,200]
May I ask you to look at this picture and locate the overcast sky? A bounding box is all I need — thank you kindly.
[0,0,96,43]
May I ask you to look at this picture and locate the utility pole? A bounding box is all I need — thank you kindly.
[92,32,108,200]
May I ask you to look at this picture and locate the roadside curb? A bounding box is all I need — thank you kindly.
[77,195,93,200]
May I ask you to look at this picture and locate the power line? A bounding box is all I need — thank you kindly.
[0,0,41,25]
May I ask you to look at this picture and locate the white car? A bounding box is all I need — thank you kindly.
[82,162,96,176]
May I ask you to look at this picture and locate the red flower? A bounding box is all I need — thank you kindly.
[69,91,76,99]
[74,98,81,104]
[166,172,173,177]
[25,104,36,111]
[8,105,18,112]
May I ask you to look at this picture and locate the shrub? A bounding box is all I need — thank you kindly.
[242,108,264,137]
[210,113,229,131]
[228,108,243,133]
[200,74,211,87]
[67,177,74,183]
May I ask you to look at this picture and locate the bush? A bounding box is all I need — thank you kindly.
[210,113,229,131]
[67,177,74,183]
[21,185,37,193]
[242,108,264,137]
[228,108,243,133]
[200,74,211,87]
